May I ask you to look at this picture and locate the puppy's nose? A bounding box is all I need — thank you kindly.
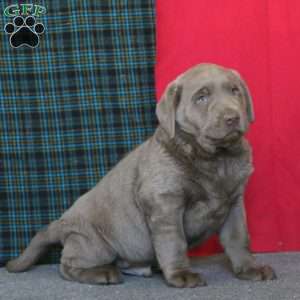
[224,113,240,127]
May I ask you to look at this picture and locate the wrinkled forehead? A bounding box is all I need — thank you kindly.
[178,65,238,94]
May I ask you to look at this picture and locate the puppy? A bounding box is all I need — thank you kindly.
[6,63,276,287]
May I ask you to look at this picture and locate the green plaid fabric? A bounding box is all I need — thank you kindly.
[0,0,156,265]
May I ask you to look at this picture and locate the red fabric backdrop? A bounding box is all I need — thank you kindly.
[156,1,300,255]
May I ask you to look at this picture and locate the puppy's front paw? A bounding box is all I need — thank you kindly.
[236,265,277,281]
[166,270,207,288]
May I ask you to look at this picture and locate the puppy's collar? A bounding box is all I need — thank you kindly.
[156,125,215,161]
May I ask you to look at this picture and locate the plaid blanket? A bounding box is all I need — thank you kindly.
[0,0,156,265]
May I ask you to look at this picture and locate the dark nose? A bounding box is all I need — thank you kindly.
[224,113,240,127]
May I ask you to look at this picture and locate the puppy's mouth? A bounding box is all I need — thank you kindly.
[205,130,243,144]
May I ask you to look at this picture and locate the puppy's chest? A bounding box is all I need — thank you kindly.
[183,156,252,243]
[185,155,253,200]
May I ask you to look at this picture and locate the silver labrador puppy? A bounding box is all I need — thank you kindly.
[6,63,276,287]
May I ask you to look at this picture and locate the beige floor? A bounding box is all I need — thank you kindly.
[1,253,300,300]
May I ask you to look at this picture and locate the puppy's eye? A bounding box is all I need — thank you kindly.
[195,95,209,103]
[231,87,240,95]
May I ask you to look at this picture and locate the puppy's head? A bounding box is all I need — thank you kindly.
[156,63,255,154]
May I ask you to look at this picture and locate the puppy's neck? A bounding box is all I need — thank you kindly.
[155,126,215,161]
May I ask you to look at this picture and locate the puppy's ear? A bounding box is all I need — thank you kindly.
[231,70,255,123]
[156,81,182,138]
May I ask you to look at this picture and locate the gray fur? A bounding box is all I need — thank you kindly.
[6,63,276,287]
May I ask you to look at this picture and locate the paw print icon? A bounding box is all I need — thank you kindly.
[4,16,45,48]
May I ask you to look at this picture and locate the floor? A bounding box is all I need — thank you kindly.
[1,253,300,300]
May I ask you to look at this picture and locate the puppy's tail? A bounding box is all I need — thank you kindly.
[6,220,62,273]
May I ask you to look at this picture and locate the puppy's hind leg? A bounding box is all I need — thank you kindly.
[60,264,123,285]
[59,233,123,285]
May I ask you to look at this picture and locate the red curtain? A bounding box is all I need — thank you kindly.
[156,0,300,255]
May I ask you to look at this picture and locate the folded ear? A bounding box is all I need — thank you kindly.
[230,70,255,123]
[156,80,182,138]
